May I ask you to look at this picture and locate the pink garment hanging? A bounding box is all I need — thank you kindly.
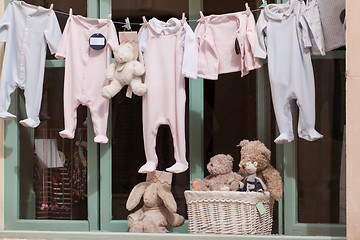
[195,6,262,80]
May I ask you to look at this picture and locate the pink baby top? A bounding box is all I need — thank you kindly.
[195,6,262,80]
[56,15,118,144]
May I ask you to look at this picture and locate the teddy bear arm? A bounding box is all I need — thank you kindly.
[128,209,144,232]
[191,178,210,191]
[105,62,116,80]
[229,181,240,191]
[132,61,145,76]
[162,208,185,227]
[208,175,230,191]
[190,179,201,191]
[130,78,147,96]
[102,78,124,99]
[262,167,283,201]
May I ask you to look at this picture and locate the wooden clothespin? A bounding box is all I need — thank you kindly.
[48,3,53,15]
[69,8,73,17]
[122,17,131,31]
[182,12,186,19]
[107,13,111,26]
[245,2,249,9]
[199,11,205,22]
[260,0,268,8]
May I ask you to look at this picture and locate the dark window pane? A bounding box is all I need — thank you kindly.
[298,59,346,224]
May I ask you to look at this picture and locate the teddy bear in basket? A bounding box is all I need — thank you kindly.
[237,139,283,201]
[126,171,184,233]
[102,43,147,99]
[191,154,244,191]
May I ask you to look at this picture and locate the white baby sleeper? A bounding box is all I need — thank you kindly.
[255,0,324,144]
[138,16,198,174]
[0,1,62,127]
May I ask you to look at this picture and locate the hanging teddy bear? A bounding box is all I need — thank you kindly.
[102,43,147,99]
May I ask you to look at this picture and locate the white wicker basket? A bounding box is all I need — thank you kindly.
[184,190,274,235]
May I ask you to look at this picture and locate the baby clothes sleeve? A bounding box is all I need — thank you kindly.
[44,11,62,55]
[243,12,263,75]
[107,20,119,50]
[194,18,219,80]
[302,0,325,56]
[255,10,268,59]
[0,3,12,42]
[55,17,71,59]
[137,25,148,65]
[317,0,345,51]
[181,22,198,80]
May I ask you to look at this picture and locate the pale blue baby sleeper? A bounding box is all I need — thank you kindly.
[0,1,62,128]
[255,0,325,144]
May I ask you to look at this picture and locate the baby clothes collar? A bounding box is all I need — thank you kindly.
[264,0,301,21]
[148,17,182,35]
[74,15,108,29]
[15,1,46,16]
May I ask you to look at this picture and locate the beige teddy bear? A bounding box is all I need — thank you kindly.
[102,43,146,99]
[126,171,184,233]
[238,140,283,201]
[191,154,244,191]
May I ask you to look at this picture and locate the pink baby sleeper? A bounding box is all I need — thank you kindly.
[138,16,198,173]
[56,15,118,144]
[195,5,262,80]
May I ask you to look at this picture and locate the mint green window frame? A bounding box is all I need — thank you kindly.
[2,0,346,237]
[281,51,346,236]
[3,0,101,231]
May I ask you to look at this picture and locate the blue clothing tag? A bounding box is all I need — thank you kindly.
[89,33,106,50]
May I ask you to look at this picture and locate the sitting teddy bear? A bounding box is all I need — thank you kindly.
[191,154,244,191]
[102,43,146,99]
[237,140,283,201]
[126,171,184,233]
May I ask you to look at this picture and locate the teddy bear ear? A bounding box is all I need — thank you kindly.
[262,147,271,160]
[126,181,151,211]
[226,154,234,161]
[238,140,249,147]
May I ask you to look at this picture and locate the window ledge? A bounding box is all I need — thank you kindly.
[0,230,346,240]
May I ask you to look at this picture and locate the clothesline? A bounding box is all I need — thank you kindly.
[54,8,262,26]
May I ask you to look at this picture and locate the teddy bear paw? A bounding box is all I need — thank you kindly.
[102,86,113,99]
[133,85,147,96]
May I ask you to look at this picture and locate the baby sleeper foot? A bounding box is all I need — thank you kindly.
[59,130,74,139]
[138,162,157,173]
[19,118,40,128]
[274,133,294,144]
[166,162,188,173]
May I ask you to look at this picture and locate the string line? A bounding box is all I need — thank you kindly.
[54,8,262,26]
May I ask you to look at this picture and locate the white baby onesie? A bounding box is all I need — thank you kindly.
[255,0,324,144]
[0,1,62,128]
